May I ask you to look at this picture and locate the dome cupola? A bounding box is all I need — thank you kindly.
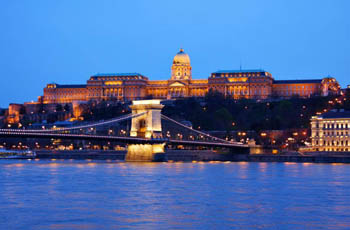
[173,48,191,65]
[171,48,192,80]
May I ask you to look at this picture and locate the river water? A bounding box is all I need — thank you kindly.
[1,160,350,229]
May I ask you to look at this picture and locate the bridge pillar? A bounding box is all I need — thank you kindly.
[126,100,166,162]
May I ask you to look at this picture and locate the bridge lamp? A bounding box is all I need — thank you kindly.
[7,124,11,128]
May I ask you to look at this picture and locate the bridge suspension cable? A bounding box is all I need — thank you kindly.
[1,112,145,133]
[161,114,235,144]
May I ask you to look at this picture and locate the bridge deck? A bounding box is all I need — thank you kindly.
[0,131,248,148]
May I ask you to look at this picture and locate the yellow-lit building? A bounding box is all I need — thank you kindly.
[311,110,350,152]
[42,48,340,104]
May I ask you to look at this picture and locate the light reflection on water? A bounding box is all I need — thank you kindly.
[1,160,350,229]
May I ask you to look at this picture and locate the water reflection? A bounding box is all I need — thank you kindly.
[0,160,350,229]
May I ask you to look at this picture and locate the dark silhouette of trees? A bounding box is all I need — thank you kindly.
[55,104,63,112]
[64,104,70,112]
[163,94,337,131]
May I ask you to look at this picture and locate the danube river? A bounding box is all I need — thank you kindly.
[1,160,350,229]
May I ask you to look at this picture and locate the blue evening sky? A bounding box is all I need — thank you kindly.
[0,0,349,107]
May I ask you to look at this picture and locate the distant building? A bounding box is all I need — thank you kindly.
[311,110,350,152]
[41,48,340,103]
[7,104,23,124]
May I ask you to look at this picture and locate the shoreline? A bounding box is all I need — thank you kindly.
[32,150,350,164]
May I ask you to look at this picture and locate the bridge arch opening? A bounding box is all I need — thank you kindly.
[137,119,146,138]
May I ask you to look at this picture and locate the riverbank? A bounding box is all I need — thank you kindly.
[34,150,350,164]
[37,150,126,160]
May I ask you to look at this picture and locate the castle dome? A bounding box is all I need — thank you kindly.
[173,48,190,65]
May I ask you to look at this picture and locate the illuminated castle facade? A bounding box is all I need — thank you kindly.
[311,110,350,152]
[42,49,340,104]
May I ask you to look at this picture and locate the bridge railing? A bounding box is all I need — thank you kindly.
[0,112,145,134]
[161,115,242,145]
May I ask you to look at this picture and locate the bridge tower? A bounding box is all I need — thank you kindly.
[126,100,166,162]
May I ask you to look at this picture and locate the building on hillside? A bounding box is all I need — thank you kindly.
[311,110,350,152]
[40,48,340,104]
[7,104,23,124]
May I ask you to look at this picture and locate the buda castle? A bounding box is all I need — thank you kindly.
[43,48,340,104]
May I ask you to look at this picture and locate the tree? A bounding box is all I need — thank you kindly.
[55,104,63,112]
[214,108,233,130]
[64,104,70,112]
[19,106,26,115]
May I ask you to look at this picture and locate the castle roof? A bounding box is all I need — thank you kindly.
[56,84,86,88]
[92,73,143,77]
[320,110,350,119]
[213,69,266,74]
[273,79,322,84]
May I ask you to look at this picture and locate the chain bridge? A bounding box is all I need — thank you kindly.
[0,100,249,161]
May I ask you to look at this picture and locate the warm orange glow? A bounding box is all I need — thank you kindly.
[36,50,340,104]
[272,149,278,154]
[228,78,248,82]
[105,81,123,85]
